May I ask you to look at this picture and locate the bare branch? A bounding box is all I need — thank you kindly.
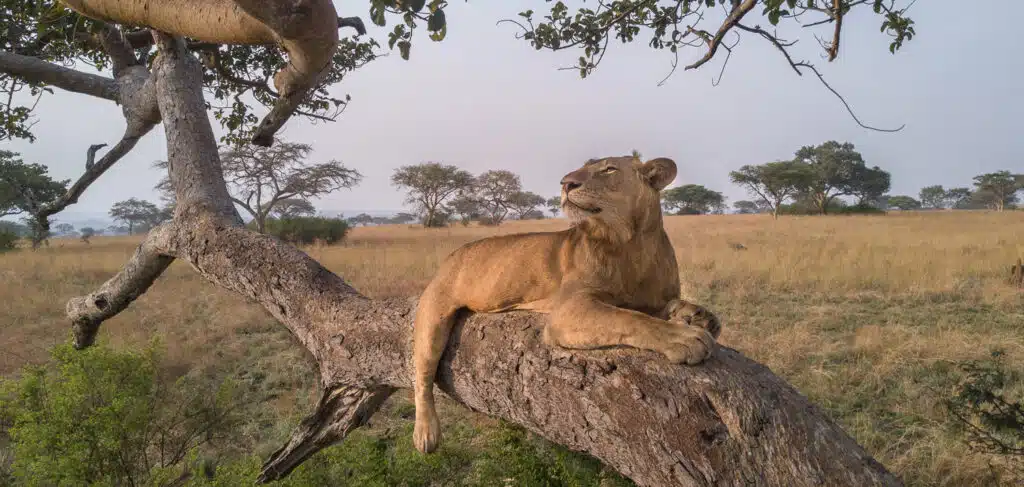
[828,0,844,61]
[685,0,756,71]
[68,223,177,349]
[0,51,118,101]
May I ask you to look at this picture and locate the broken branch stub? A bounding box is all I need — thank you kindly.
[57,30,901,487]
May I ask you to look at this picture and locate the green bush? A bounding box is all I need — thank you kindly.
[0,341,239,487]
[261,217,350,245]
[0,230,17,252]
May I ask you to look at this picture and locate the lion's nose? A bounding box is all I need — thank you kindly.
[560,170,588,193]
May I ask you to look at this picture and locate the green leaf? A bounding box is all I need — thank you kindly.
[398,40,412,60]
[408,0,427,13]
[428,9,446,32]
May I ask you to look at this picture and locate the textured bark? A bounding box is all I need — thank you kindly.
[54,32,902,487]
[59,0,341,146]
[0,51,118,101]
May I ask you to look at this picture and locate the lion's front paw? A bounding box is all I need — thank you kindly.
[413,410,442,454]
[657,326,714,365]
[666,300,722,339]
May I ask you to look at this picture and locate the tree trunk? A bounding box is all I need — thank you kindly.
[62,33,902,487]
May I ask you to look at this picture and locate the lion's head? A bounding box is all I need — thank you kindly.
[559,155,677,240]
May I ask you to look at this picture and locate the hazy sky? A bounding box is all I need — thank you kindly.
[5,0,1023,223]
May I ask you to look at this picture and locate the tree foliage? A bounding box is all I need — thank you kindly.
[270,198,318,219]
[971,171,1023,211]
[391,162,474,228]
[475,170,523,225]
[886,195,920,211]
[729,160,809,218]
[661,184,725,215]
[0,150,68,219]
[108,197,161,235]
[545,196,561,216]
[918,185,947,209]
[792,140,887,214]
[507,191,546,220]
[732,200,762,214]
[0,342,239,487]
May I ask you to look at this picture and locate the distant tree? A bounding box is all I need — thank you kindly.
[729,161,810,219]
[476,170,522,225]
[944,187,973,209]
[109,198,161,235]
[662,184,726,215]
[887,195,922,211]
[347,213,375,227]
[270,198,317,219]
[54,223,75,235]
[919,185,947,209]
[391,162,474,228]
[545,196,561,217]
[971,171,1023,211]
[80,227,97,244]
[508,191,546,219]
[793,141,875,215]
[630,149,643,160]
[733,200,761,214]
[391,213,418,225]
[155,140,361,233]
[447,194,484,226]
[850,165,891,208]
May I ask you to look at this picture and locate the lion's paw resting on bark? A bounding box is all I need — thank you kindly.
[411,155,722,454]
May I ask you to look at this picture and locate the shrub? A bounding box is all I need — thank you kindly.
[0,342,239,487]
[262,216,350,245]
[0,229,17,252]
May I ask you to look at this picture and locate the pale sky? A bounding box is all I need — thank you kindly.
[5,0,1023,224]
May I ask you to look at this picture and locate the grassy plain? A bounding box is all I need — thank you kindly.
[1,211,1022,485]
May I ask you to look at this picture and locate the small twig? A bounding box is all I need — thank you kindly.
[684,0,755,71]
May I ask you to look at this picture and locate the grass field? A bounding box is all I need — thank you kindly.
[1,211,1022,485]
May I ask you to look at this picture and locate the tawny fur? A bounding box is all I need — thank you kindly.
[412,155,722,454]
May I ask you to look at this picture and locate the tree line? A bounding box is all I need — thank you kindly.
[4,138,1022,248]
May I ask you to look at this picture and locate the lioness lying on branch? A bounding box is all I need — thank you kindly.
[412,155,723,454]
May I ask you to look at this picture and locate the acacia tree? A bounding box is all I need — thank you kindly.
[919,185,947,209]
[155,140,360,233]
[475,170,521,225]
[662,184,726,215]
[109,198,160,235]
[729,160,809,219]
[850,165,892,208]
[391,162,474,228]
[971,171,1023,211]
[887,195,921,211]
[507,190,545,220]
[945,187,973,210]
[732,200,761,214]
[793,141,866,214]
[0,0,921,485]
[269,198,317,219]
[446,193,483,226]
[544,196,561,217]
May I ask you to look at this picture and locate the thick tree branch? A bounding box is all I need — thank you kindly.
[69,223,177,349]
[828,0,844,62]
[0,51,118,101]
[61,31,902,487]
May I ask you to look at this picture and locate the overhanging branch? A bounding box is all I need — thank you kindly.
[0,51,118,101]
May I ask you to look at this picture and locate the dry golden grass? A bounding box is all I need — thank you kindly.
[1,210,1022,485]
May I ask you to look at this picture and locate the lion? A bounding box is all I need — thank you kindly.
[411,155,722,454]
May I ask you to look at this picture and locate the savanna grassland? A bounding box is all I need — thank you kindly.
[1,211,1022,486]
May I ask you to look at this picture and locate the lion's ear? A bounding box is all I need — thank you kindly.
[640,158,677,190]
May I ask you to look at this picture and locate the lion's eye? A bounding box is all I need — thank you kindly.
[601,167,618,174]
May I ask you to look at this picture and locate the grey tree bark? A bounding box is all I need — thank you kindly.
[4,25,902,487]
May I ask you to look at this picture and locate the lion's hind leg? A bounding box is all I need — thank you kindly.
[412,285,462,454]
[546,292,713,365]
